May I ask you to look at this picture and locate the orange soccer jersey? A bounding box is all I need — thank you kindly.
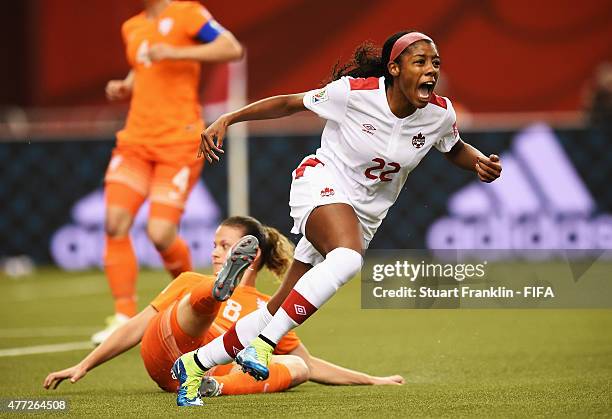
[118,1,212,145]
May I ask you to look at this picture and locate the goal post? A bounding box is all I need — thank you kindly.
[226,56,249,216]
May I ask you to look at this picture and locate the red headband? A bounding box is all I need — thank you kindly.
[388,32,433,64]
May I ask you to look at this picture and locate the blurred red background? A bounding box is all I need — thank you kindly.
[3,0,611,112]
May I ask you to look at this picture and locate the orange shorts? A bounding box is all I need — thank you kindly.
[141,303,205,392]
[104,141,204,223]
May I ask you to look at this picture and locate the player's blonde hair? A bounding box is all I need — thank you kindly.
[221,216,294,279]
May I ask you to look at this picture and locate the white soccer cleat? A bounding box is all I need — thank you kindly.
[213,235,259,302]
[91,313,130,345]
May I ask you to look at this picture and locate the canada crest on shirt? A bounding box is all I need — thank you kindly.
[311,88,329,105]
[412,132,426,148]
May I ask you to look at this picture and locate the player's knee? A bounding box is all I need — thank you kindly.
[326,247,363,280]
[105,208,133,237]
[146,220,176,250]
[283,356,310,387]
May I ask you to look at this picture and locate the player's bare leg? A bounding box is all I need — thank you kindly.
[237,203,363,380]
[147,218,178,251]
[148,216,193,278]
[303,203,364,255]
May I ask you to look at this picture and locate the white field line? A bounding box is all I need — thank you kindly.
[8,286,109,302]
[1,273,108,303]
[0,341,92,357]
[2,273,165,303]
[0,326,97,338]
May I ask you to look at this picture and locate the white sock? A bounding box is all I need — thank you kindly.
[195,335,227,370]
[195,307,273,369]
[260,247,362,344]
[235,307,273,346]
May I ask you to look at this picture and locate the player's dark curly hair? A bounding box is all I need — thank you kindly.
[221,216,294,279]
[330,30,431,88]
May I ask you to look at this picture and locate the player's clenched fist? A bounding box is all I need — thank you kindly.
[105,80,132,101]
[475,154,502,183]
[148,43,178,62]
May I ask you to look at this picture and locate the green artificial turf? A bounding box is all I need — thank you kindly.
[0,268,610,417]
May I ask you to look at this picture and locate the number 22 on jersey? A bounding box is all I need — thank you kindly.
[364,158,400,182]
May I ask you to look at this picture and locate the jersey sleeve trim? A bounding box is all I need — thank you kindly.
[349,77,379,90]
[429,93,448,109]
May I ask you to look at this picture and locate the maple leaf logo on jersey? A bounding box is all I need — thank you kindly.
[311,89,329,105]
[362,124,376,135]
[452,122,459,139]
[320,187,335,197]
[412,133,426,148]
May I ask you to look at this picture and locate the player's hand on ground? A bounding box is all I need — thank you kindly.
[198,116,227,163]
[370,375,405,385]
[43,364,87,389]
[148,43,177,62]
[105,80,131,101]
[475,154,502,183]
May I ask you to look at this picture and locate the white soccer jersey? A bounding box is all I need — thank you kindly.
[301,76,460,240]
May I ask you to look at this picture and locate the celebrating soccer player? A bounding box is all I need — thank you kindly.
[177,30,502,406]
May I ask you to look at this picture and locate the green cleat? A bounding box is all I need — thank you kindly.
[172,350,206,406]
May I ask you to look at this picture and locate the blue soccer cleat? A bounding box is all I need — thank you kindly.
[172,351,205,406]
[235,337,273,381]
[213,235,259,302]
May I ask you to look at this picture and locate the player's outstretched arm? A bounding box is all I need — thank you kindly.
[43,306,156,390]
[198,94,307,162]
[444,139,502,183]
[289,344,405,386]
[148,31,243,63]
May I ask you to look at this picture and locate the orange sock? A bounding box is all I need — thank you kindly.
[188,278,221,319]
[213,364,293,395]
[104,236,138,317]
[160,237,192,278]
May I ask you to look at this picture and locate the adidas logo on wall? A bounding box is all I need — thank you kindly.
[50,181,221,270]
[426,123,612,254]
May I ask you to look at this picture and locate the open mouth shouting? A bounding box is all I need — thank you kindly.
[417,80,436,103]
